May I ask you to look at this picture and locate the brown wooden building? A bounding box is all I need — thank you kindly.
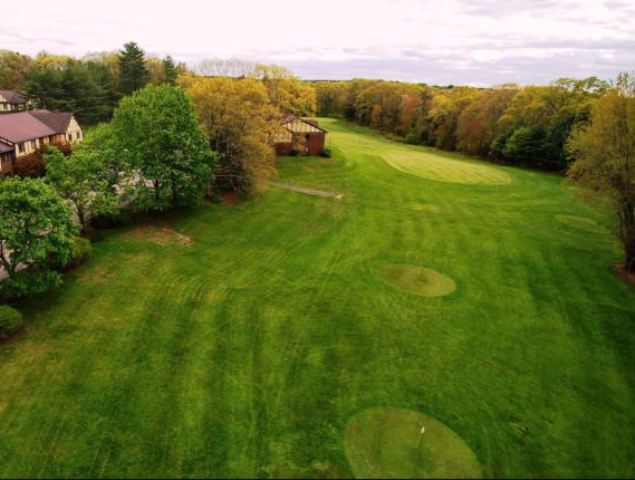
[273,115,327,156]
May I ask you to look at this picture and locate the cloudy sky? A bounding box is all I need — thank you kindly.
[1,0,634,85]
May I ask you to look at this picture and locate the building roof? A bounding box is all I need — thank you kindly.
[280,115,328,134]
[30,110,73,133]
[0,90,27,104]
[0,110,74,144]
[0,141,13,153]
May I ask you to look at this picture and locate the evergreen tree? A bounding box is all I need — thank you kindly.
[118,42,149,96]
[163,55,178,85]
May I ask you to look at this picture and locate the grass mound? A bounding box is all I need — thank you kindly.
[345,408,481,479]
[555,215,609,235]
[383,150,512,185]
[377,264,456,297]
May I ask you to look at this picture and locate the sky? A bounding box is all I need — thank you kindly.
[1,0,634,86]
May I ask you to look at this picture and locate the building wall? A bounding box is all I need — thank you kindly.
[0,102,27,113]
[66,117,83,142]
[275,142,294,155]
[306,132,325,155]
[1,154,14,175]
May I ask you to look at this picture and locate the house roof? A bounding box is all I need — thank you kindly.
[0,141,13,153]
[0,110,74,144]
[30,110,73,133]
[0,90,27,104]
[280,115,328,134]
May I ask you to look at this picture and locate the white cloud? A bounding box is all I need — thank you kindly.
[1,0,633,85]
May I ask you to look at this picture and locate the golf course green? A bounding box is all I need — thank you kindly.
[0,118,634,478]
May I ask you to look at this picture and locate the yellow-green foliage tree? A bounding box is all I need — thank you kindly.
[253,65,316,116]
[568,74,635,272]
[179,75,279,193]
[456,86,517,156]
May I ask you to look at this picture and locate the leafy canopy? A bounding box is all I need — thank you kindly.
[0,178,76,297]
[111,84,215,210]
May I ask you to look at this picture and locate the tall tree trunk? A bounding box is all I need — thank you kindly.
[171,174,178,208]
[153,179,160,204]
[76,206,86,232]
[618,197,635,273]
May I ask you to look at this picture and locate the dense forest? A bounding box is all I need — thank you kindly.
[313,77,611,171]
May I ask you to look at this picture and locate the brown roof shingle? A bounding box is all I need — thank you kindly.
[0,90,27,104]
[0,112,56,143]
[30,110,73,133]
[0,110,75,144]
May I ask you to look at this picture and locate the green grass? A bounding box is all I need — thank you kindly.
[345,407,481,478]
[376,264,457,297]
[1,117,634,478]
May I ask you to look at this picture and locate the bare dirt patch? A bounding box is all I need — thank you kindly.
[122,224,192,247]
[271,182,344,200]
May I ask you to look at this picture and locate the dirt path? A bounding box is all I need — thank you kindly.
[270,182,344,200]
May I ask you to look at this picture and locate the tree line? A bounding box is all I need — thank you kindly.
[0,43,184,125]
[314,77,611,171]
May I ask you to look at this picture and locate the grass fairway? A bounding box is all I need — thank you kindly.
[1,118,635,478]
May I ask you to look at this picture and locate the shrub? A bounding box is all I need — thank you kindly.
[90,209,131,229]
[67,237,93,269]
[1,269,63,300]
[319,148,332,158]
[14,151,45,177]
[47,236,92,271]
[0,305,23,339]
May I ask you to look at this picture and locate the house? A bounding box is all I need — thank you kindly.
[0,90,30,113]
[0,110,83,175]
[273,115,327,156]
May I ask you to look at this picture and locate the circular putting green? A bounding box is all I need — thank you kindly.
[345,408,482,479]
[383,150,511,185]
[555,215,609,235]
[377,264,456,297]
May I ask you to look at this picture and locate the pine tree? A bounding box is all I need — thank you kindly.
[163,55,178,85]
[118,42,149,96]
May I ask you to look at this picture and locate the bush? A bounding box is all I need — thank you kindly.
[0,305,23,339]
[90,209,131,229]
[46,236,92,271]
[319,148,332,158]
[1,269,63,300]
[67,236,93,269]
[14,151,45,177]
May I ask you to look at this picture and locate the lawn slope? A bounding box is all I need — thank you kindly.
[0,118,634,478]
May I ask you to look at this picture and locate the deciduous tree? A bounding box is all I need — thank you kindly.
[45,146,118,231]
[179,75,278,193]
[111,84,215,210]
[0,178,76,297]
[568,76,635,273]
